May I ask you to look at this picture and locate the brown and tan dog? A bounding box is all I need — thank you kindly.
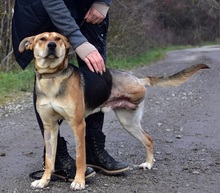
[19,32,209,190]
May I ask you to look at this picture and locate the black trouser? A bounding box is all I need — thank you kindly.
[33,17,109,138]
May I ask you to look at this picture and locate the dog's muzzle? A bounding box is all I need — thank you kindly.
[46,42,58,58]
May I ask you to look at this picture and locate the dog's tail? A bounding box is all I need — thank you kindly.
[140,64,209,87]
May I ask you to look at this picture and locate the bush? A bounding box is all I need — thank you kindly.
[155,0,220,44]
[0,0,219,71]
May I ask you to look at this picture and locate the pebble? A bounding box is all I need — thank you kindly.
[176,135,182,139]
[157,123,162,127]
[0,152,6,156]
[192,170,200,174]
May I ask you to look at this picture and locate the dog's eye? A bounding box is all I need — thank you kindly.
[40,37,46,41]
[55,37,61,41]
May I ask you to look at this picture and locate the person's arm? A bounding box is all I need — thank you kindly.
[41,0,105,74]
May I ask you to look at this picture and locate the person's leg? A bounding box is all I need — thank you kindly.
[78,18,129,174]
[33,78,95,180]
[85,112,129,174]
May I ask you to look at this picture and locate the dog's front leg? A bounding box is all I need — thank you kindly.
[69,119,86,190]
[31,126,58,189]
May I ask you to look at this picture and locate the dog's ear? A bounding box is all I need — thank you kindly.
[19,36,36,53]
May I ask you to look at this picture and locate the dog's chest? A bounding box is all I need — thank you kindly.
[36,78,66,100]
[36,78,70,118]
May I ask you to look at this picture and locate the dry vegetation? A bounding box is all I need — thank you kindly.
[0,0,14,71]
[0,0,220,71]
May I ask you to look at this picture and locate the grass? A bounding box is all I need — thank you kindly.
[0,45,193,105]
[0,64,34,105]
[107,45,193,69]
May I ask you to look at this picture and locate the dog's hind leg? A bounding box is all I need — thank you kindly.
[114,101,154,170]
[31,121,59,189]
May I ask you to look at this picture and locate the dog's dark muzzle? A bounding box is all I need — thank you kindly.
[46,41,58,58]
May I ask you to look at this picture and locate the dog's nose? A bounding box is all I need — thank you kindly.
[47,42,57,49]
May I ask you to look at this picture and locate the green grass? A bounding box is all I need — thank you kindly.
[0,45,193,105]
[107,45,192,69]
[0,64,34,105]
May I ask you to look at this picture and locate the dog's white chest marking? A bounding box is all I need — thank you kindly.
[37,80,71,120]
[38,78,61,95]
[38,98,70,120]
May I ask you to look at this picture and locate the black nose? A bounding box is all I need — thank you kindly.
[47,42,57,49]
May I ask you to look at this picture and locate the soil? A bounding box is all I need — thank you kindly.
[0,46,220,193]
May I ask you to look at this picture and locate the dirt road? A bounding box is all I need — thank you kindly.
[0,46,220,193]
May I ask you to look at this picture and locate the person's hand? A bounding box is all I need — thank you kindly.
[83,6,107,74]
[84,7,105,24]
[84,50,106,74]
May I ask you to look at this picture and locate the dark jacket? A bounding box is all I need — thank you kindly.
[12,0,112,69]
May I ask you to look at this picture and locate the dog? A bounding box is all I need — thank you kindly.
[18,32,209,190]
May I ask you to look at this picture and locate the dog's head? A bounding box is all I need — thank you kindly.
[19,32,70,74]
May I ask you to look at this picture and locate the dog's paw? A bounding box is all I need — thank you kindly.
[139,159,155,170]
[30,179,48,189]
[70,180,85,190]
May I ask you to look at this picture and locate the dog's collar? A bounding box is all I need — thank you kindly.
[35,69,64,79]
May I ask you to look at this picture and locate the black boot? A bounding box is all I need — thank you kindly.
[46,137,96,181]
[86,130,129,175]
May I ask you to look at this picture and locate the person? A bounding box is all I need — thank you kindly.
[12,0,129,181]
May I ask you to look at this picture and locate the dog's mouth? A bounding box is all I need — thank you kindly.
[45,50,58,59]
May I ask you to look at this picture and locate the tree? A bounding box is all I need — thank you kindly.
[0,0,14,71]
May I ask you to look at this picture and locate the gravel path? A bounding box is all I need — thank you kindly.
[0,46,220,193]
